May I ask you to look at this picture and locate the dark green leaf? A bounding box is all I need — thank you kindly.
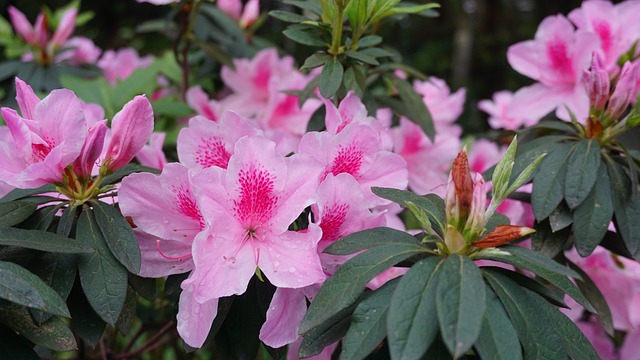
[573,163,613,256]
[0,185,56,203]
[101,163,159,186]
[342,279,399,360]
[484,212,510,234]
[56,205,77,237]
[526,120,578,134]
[128,274,157,301]
[483,271,566,360]
[91,201,141,274]
[283,0,322,15]
[545,301,600,360]
[476,245,595,313]
[0,202,37,226]
[283,28,326,47]
[0,227,92,253]
[358,35,383,48]
[531,142,574,220]
[0,261,69,317]
[345,50,380,65]
[68,284,105,349]
[370,62,427,80]
[77,210,128,325]
[268,10,307,23]
[299,305,351,358]
[607,158,640,259]
[29,253,76,324]
[324,227,424,255]
[387,257,442,360]
[300,53,331,71]
[116,286,137,336]
[0,303,77,351]
[300,243,427,333]
[319,58,344,99]
[566,261,614,336]
[386,75,435,141]
[564,140,601,209]
[0,324,39,360]
[548,202,573,232]
[18,204,63,231]
[436,255,486,358]
[531,220,570,259]
[474,287,522,360]
[482,267,568,309]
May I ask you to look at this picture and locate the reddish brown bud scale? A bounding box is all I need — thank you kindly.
[452,150,474,217]
[473,225,535,248]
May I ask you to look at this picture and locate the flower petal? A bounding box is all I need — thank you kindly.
[259,287,307,348]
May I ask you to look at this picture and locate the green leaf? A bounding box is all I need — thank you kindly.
[564,140,601,209]
[531,220,570,259]
[300,53,331,71]
[77,210,128,325]
[116,286,137,336]
[491,136,518,201]
[324,227,424,255]
[299,305,352,358]
[386,75,435,141]
[18,204,63,231]
[0,185,56,203]
[483,267,568,309]
[504,152,546,195]
[342,279,399,360]
[30,253,77,324]
[269,10,307,23]
[283,28,327,47]
[484,212,510,235]
[474,287,523,360]
[91,201,141,274]
[566,261,614,336]
[0,324,39,360]
[345,50,380,65]
[606,158,640,259]
[300,243,428,334]
[387,257,442,360]
[0,227,92,253]
[319,58,344,99]
[476,245,595,313]
[436,255,486,358]
[0,261,70,318]
[0,303,77,351]
[548,202,573,232]
[283,0,323,15]
[483,271,567,360]
[572,163,613,256]
[371,188,445,235]
[388,3,440,15]
[357,35,382,48]
[111,60,161,109]
[531,142,574,220]
[0,202,37,226]
[68,284,105,349]
[101,163,159,186]
[59,75,114,116]
[56,205,77,237]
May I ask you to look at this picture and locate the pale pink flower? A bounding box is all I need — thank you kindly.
[185,86,223,121]
[299,122,408,207]
[0,79,87,188]
[568,0,640,71]
[507,15,600,122]
[182,134,325,302]
[98,48,154,85]
[392,117,460,196]
[217,0,260,29]
[177,112,261,170]
[8,6,37,45]
[177,288,219,348]
[478,91,536,130]
[103,95,155,172]
[582,52,610,111]
[136,0,180,5]
[56,36,102,66]
[413,77,466,129]
[135,132,168,170]
[51,8,77,47]
[607,61,640,119]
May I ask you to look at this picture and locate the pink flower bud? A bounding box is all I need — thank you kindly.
[582,52,610,111]
[239,0,260,29]
[608,61,640,119]
[103,95,154,172]
[73,120,107,179]
[8,6,35,44]
[51,8,77,47]
[33,13,48,49]
[217,0,242,20]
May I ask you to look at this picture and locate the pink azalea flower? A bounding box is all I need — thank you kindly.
[98,48,154,85]
[72,120,108,179]
[119,162,203,277]
[299,121,408,207]
[392,117,460,196]
[181,135,325,319]
[177,112,261,170]
[478,91,536,130]
[177,288,219,348]
[0,78,87,188]
[507,15,600,122]
[185,86,222,121]
[287,336,338,360]
[136,0,180,5]
[568,0,640,71]
[217,0,260,29]
[103,95,155,172]
[56,36,102,66]
[412,77,466,129]
[135,132,168,170]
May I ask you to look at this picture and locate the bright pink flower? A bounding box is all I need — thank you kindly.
[177,112,261,170]
[392,117,460,196]
[0,79,87,188]
[568,0,640,71]
[103,95,154,172]
[299,122,408,207]
[8,6,36,45]
[98,48,153,85]
[478,91,536,130]
[413,77,466,129]
[183,135,325,302]
[56,36,102,66]
[507,15,600,122]
[135,132,168,170]
[185,86,222,121]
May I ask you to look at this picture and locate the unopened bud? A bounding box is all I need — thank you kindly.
[472,225,535,248]
[582,52,610,111]
[608,61,640,119]
[447,149,474,222]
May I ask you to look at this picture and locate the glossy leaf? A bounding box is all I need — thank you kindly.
[0,201,37,227]
[91,200,141,274]
[531,143,574,220]
[387,257,443,360]
[319,58,344,99]
[300,243,428,334]
[77,210,128,325]
[564,140,601,209]
[573,163,613,256]
[0,227,92,253]
[474,287,522,360]
[436,255,486,358]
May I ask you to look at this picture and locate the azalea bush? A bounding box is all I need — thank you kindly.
[1,0,640,359]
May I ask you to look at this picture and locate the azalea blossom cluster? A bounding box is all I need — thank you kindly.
[479,0,640,129]
[0,78,154,203]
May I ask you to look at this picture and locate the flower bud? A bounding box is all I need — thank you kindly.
[472,225,535,248]
[608,61,640,119]
[445,149,474,225]
[72,120,107,179]
[582,52,610,111]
